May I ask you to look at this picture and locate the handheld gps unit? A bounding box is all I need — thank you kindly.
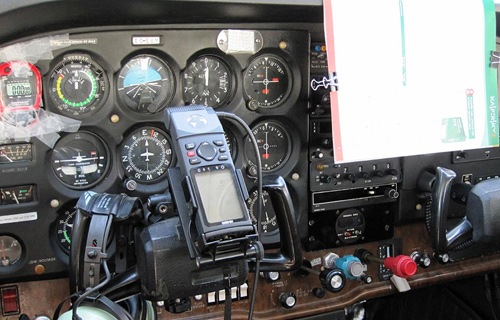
[165,106,257,256]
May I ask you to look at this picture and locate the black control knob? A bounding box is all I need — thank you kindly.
[312,287,326,298]
[312,151,324,159]
[411,252,432,268]
[247,165,258,177]
[165,297,191,313]
[319,268,346,293]
[312,105,325,115]
[343,173,356,183]
[261,271,281,282]
[321,138,332,148]
[433,252,450,264]
[319,174,332,183]
[386,169,399,176]
[280,292,297,309]
[372,170,385,178]
[358,172,371,179]
[359,274,373,284]
[384,188,400,199]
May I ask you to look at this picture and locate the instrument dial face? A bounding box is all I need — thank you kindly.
[48,55,108,118]
[244,55,291,108]
[223,127,237,159]
[0,143,32,163]
[56,208,75,254]
[51,132,110,189]
[121,127,174,183]
[117,55,175,113]
[247,189,279,234]
[336,209,365,244]
[0,236,22,268]
[245,121,291,171]
[182,56,233,108]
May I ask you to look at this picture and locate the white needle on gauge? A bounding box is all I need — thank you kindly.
[12,192,19,204]
[1,151,13,162]
[74,71,79,90]
[264,131,269,152]
[205,67,209,87]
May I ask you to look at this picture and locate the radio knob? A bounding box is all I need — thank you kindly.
[358,172,371,179]
[372,170,385,178]
[319,174,332,183]
[343,173,356,183]
[280,292,297,309]
[386,169,399,176]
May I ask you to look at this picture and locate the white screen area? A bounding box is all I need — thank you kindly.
[193,169,246,224]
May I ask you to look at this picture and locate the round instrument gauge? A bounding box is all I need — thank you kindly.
[0,235,22,268]
[245,121,291,171]
[247,189,279,234]
[51,132,110,189]
[223,127,237,159]
[117,55,175,114]
[243,55,291,108]
[48,54,108,118]
[335,208,365,244]
[56,208,75,254]
[121,127,174,183]
[182,56,234,108]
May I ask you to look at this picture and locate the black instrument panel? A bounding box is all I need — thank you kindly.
[0,28,311,283]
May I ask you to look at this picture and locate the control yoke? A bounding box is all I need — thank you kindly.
[421,167,500,255]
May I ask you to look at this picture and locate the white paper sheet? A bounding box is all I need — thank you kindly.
[324,0,498,163]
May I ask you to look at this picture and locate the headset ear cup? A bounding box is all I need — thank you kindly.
[57,305,116,320]
[58,296,134,320]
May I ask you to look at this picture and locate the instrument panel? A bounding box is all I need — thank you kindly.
[0,1,500,319]
[0,28,310,283]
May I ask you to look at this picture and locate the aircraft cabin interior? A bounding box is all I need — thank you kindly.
[0,0,500,319]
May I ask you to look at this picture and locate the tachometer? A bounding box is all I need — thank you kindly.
[48,54,108,118]
[243,54,291,109]
[51,132,110,189]
[245,121,291,171]
[117,55,175,113]
[121,127,174,183]
[182,55,234,108]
